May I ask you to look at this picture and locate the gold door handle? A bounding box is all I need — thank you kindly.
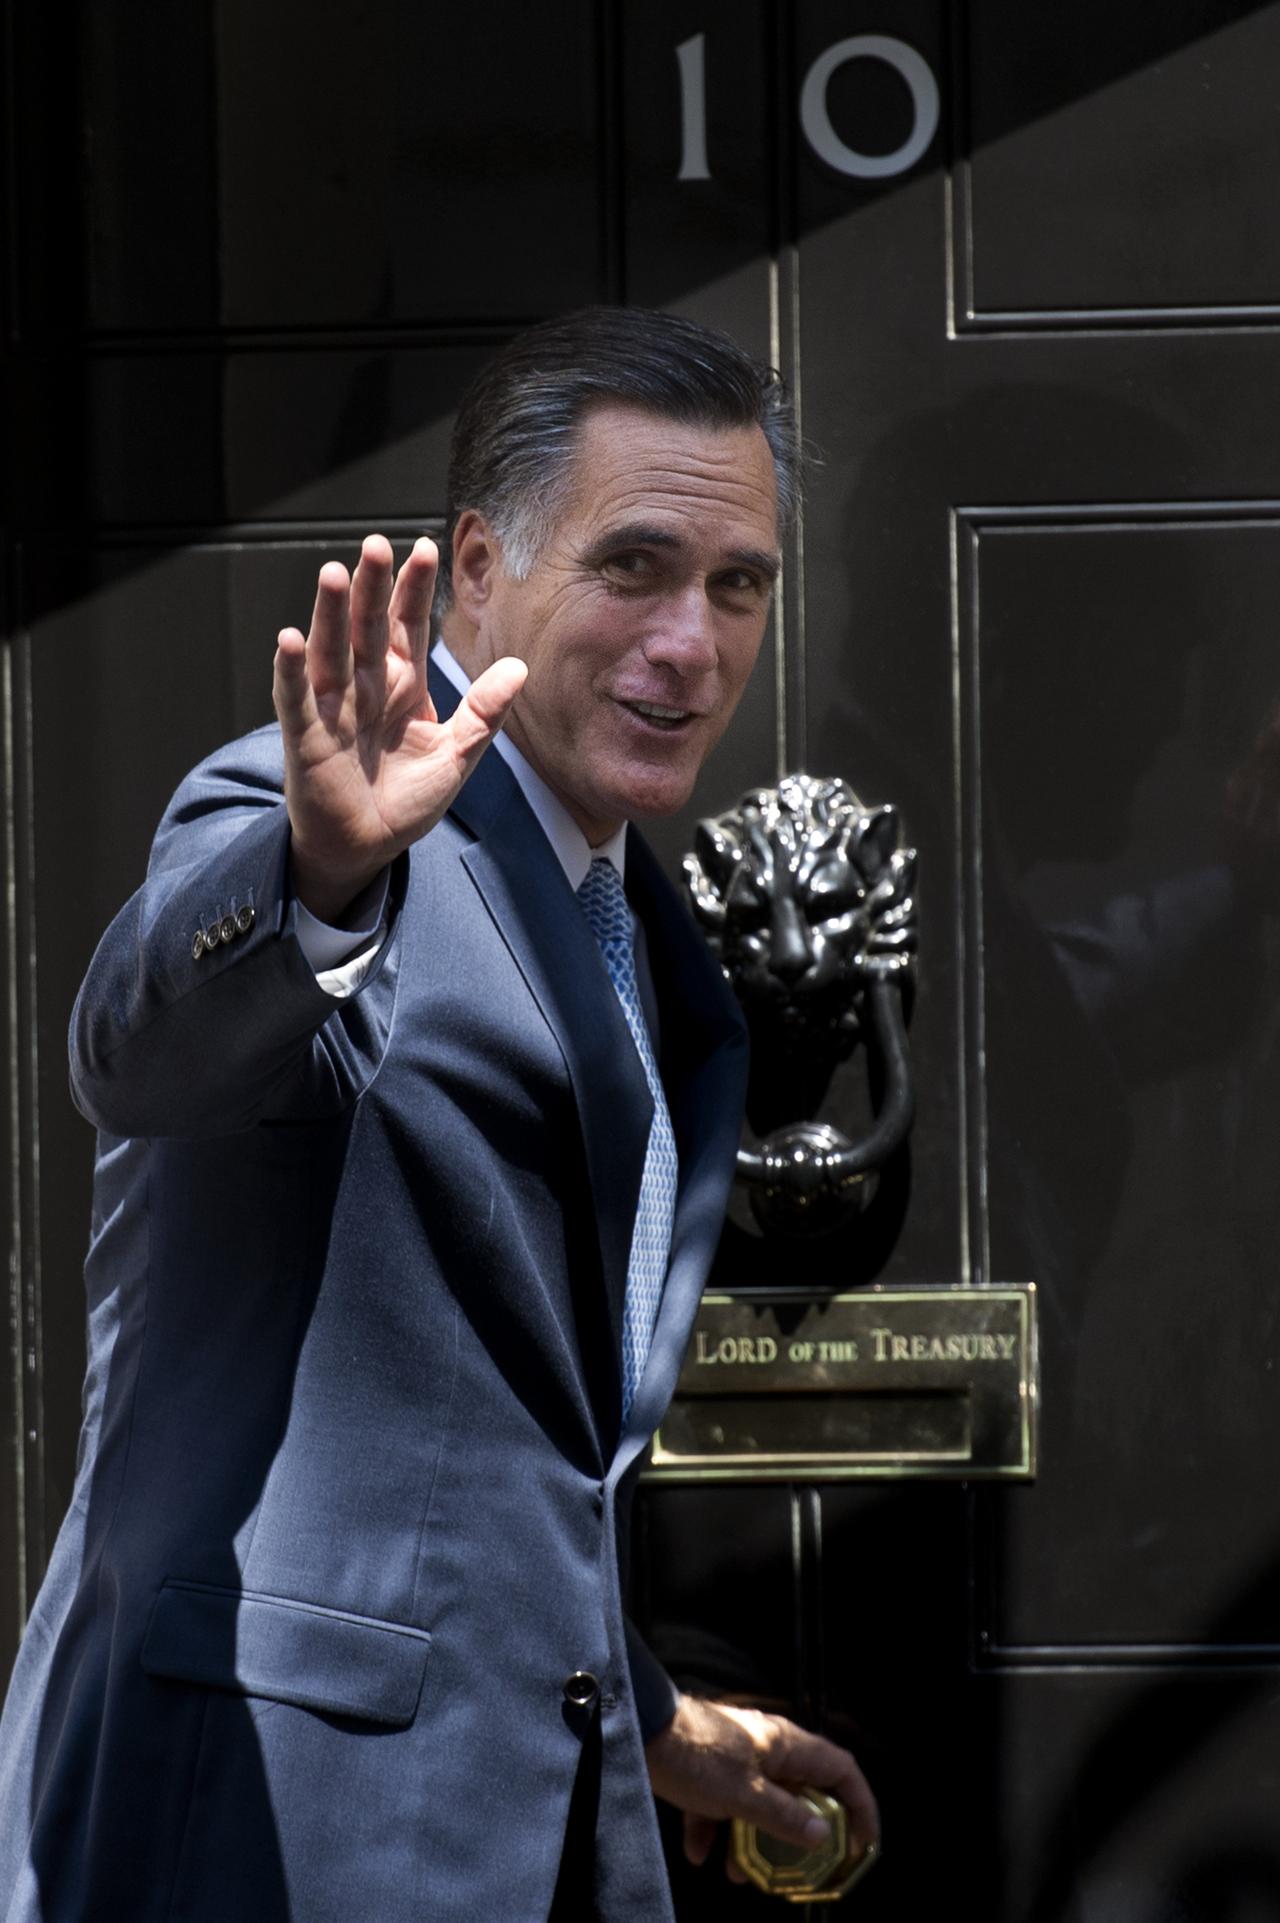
[731,1791,879,1903]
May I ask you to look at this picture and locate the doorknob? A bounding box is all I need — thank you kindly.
[685,774,917,1236]
[731,1790,879,1902]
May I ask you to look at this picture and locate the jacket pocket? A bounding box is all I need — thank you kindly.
[140,1578,432,1728]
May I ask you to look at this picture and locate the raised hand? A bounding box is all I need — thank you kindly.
[646,1695,879,1882]
[272,534,526,922]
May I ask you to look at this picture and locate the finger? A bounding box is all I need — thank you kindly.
[448,657,529,770]
[742,1778,844,1853]
[388,536,439,666]
[682,1813,719,1868]
[272,627,317,733]
[348,533,395,674]
[305,561,353,697]
[725,1855,748,1885]
[766,1726,880,1844]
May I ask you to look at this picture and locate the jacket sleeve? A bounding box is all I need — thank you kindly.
[624,1616,680,1742]
[69,726,406,1140]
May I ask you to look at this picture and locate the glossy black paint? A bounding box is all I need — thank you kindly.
[4,4,1280,1918]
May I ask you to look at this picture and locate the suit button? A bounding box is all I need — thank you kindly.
[235,904,255,934]
[192,930,206,960]
[563,1671,600,1709]
[219,914,237,944]
[204,924,222,951]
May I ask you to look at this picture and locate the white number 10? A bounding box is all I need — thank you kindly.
[676,31,941,183]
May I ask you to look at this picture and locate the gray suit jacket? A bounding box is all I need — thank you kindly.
[0,665,748,1922]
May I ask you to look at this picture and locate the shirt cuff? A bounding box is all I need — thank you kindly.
[294,875,390,1000]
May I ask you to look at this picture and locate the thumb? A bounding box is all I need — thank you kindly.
[745,1780,842,1853]
[449,656,528,769]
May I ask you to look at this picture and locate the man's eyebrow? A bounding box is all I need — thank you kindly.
[583,523,782,580]
[582,523,682,564]
[725,547,782,583]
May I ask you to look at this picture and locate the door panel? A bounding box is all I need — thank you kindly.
[996,1671,1280,1921]
[974,516,1280,1652]
[76,1,604,332]
[960,3,1280,323]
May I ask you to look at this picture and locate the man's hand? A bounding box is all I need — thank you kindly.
[646,1694,879,1881]
[272,533,526,923]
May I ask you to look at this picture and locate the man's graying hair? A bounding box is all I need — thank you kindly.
[436,306,800,610]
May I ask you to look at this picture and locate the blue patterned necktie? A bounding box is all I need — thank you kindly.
[576,858,678,1425]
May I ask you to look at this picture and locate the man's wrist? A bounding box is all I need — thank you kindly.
[288,840,389,927]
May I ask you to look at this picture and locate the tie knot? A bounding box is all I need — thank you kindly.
[577,858,633,947]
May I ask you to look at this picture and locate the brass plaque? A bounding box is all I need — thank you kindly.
[647,1286,1037,1482]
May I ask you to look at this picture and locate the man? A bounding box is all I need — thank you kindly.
[0,308,876,1920]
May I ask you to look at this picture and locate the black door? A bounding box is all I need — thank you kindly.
[5,5,1280,1916]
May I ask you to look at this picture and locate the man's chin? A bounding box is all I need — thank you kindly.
[541,744,706,837]
[608,761,704,825]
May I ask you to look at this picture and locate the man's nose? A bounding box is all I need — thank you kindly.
[643,588,719,673]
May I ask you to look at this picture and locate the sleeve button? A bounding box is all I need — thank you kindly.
[219,915,237,944]
[192,930,206,960]
[235,904,255,934]
[563,1671,600,1709]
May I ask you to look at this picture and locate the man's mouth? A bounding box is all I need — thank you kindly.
[619,698,695,732]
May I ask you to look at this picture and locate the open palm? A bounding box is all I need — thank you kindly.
[272,533,526,922]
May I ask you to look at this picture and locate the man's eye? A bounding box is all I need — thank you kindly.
[716,569,765,597]
[602,552,659,587]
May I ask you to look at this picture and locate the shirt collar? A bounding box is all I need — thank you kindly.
[431,637,627,891]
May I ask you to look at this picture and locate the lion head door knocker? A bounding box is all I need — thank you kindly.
[685,774,917,1238]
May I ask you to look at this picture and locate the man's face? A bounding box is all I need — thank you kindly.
[455,403,781,844]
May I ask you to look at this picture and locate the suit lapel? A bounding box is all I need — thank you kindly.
[432,664,652,1388]
[613,831,749,1468]
[624,827,747,1169]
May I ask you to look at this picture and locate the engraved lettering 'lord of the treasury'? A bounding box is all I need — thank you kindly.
[648,1289,1038,1482]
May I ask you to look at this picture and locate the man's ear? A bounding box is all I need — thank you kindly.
[451,510,502,616]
